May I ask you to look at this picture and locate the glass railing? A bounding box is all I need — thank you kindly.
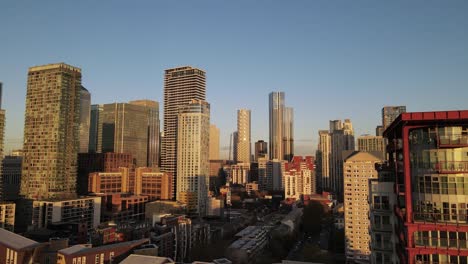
[414,238,468,250]
[415,161,468,173]
[413,212,468,224]
[438,134,468,146]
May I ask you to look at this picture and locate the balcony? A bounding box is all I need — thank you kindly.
[413,212,468,224]
[414,238,468,250]
[433,161,468,174]
[438,134,468,148]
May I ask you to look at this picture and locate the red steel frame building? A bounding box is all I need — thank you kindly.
[384,111,468,264]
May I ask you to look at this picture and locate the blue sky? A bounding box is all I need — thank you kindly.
[1,1,467,157]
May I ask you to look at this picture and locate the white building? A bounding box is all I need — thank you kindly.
[284,168,313,199]
[228,163,250,185]
[31,196,101,230]
[177,100,210,216]
[343,151,382,264]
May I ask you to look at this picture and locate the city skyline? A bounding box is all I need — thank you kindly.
[1,1,468,158]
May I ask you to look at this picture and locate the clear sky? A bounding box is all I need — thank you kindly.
[1,1,467,157]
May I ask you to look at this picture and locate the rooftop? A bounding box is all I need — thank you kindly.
[59,239,149,256]
[120,254,175,264]
[0,228,41,251]
[384,110,468,137]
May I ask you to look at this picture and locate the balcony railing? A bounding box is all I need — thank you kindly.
[416,161,468,174]
[414,238,468,250]
[413,212,468,224]
[434,161,468,173]
[438,134,468,147]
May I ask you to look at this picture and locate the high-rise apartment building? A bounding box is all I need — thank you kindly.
[79,86,91,153]
[283,107,294,161]
[21,63,81,200]
[317,130,331,192]
[358,135,386,158]
[228,163,250,185]
[162,66,206,199]
[369,164,398,264]
[236,109,251,163]
[209,124,220,160]
[254,140,268,161]
[382,106,406,130]
[258,158,286,191]
[329,119,355,198]
[176,100,210,215]
[344,151,383,264]
[285,156,315,199]
[381,110,468,264]
[269,92,284,160]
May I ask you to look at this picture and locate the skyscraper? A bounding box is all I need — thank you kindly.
[232,131,238,162]
[88,104,102,153]
[0,85,4,201]
[382,106,406,130]
[236,109,251,163]
[162,66,206,199]
[0,82,2,109]
[316,130,331,192]
[283,107,294,161]
[21,63,81,199]
[79,86,91,153]
[96,101,159,167]
[343,151,382,263]
[254,140,268,161]
[209,124,220,160]
[129,100,160,168]
[269,92,284,160]
[176,100,210,215]
[329,119,355,198]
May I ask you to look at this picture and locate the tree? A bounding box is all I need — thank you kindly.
[302,201,325,235]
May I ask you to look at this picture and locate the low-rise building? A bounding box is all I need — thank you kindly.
[207,197,224,217]
[0,202,15,231]
[135,167,173,200]
[245,182,258,195]
[31,196,102,230]
[0,228,42,264]
[145,201,186,224]
[97,193,149,223]
[57,238,149,264]
[121,254,175,264]
[226,226,269,264]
